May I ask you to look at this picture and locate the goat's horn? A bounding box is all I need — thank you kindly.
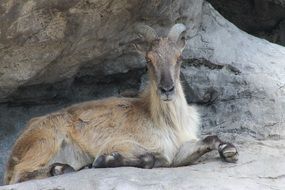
[134,24,158,42]
[167,23,186,42]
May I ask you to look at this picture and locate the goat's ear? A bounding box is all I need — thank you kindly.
[176,32,186,52]
[168,23,187,52]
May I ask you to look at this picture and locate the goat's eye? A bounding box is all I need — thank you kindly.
[146,57,152,64]
[177,56,182,62]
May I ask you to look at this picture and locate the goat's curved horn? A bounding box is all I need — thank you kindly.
[134,24,158,42]
[167,23,186,42]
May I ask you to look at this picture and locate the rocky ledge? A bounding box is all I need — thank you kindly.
[1,140,285,190]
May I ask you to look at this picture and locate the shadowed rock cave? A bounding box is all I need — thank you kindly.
[207,0,285,46]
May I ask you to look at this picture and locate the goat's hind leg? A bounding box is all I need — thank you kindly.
[173,135,238,167]
[50,163,76,176]
[7,131,78,184]
[11,163,76,184]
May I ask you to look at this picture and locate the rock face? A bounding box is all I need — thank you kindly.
[207,0,285,46]
[1,0,285,189]
[184,2,285,141]
[0,0,203,102]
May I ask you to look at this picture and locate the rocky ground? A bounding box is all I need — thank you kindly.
[0,0,285,189]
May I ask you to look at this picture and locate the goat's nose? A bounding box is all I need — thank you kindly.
[159,85,175,94]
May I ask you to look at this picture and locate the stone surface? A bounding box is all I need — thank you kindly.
[184,2,285,140]
[1,0,285,189]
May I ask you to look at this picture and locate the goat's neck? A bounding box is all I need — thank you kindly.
[142,79,189,129]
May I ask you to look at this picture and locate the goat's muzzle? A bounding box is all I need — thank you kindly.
[159,85,175,101]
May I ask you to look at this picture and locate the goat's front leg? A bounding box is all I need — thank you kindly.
[91,142,155,169]
[172,135,238,167]
[92,152,155,169]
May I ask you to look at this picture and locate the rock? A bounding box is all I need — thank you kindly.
[183,2,285,140]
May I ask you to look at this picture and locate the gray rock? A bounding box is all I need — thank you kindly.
[184,2,285,140]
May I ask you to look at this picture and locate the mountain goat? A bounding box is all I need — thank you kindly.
[4,23,238,185]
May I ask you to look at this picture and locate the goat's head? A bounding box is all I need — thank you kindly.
[135,24,186,101]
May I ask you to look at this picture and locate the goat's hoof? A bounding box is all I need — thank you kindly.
[50,163,75,176]
[92,152,123,168]
[218,143,238,163]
